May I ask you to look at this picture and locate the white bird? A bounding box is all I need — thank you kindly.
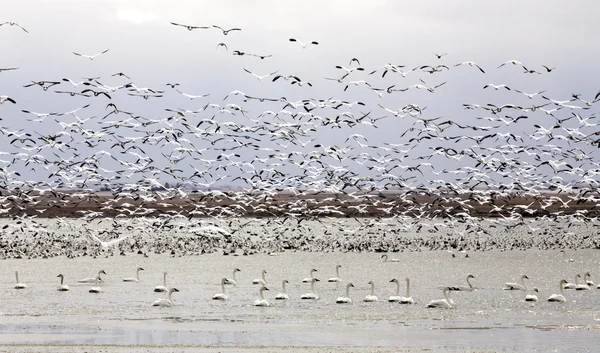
[0,95,16,104]
[364,281,378,302]
[153,287,180,307]
[328,264,343,283]
[123,267,144,283]
[275,279,289,300]
[57,274,69,292]
[448,274,475,291]
[426,287,453,309]
[399,278,415,304]
[381,254,399,263]
[547,280,568,302]
[563,274,581,290]
[252,269,267,285]
[212,278,229,301]
[78,270,106,284]
[576,274,591,291]
[72,49,109,60]
[300,278,320,300]
[289,38,318,48]
[224,268,241,285]
[154,271,168,292]
[336,282,354,304]
[483,84,510,90]
[388,278,402,302]
[584,271,594,287]
[514,89,546,99]
[243,68,278,81]
[454,61,485,73]
[89,276,102,293]
[302,268,318,283]
[525,288,539,302]
[254,285,270,307]
[504,275,529,290]
[14,271,26,289]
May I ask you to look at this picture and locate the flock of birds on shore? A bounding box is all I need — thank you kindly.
[0,20,600,259]
[8,258,600,308]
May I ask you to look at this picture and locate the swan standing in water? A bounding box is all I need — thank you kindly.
[504,275,529,290]
[381,254,399,263]
[78,270,106,284]
[302,269,318,283]
[448,274,475,291]
[224,268,241,285]
[364,281,378,302]
[254,285,270,307]
[328,265,343,288]
[399,278,415,304]
[212,278,229,301]
[89,276,102,293]
[388,278,402,302]
[57,274,69,291]
[548,279,568,302]
[563,274,580,290]
[301,278,320,299]
[153,287,180,307]
[584,271,594,287]
[123,267,144,282]
[276,279,289,300]
[576,274,591,290]
[154,271,168,292]
[525,288,539,302]
[252,269,267,285]
[336,283,354,304]
[426,287,453,309]
[14,271,26,289]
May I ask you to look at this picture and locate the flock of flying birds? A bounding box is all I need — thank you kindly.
[0,20,600,259]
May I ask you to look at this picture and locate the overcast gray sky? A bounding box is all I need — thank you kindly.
[0,1,599,189]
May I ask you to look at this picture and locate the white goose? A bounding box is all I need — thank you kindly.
[252,269,267,285]
[254,285,270,307]
[328,265,343,283]
[123,267,144,283]
[301,278,320,300]
[547,280,568,302]
[154,271,168,292]
[525,288,539,302]
[14,271,26,289]
[224,268,241,285]
[388,278,402,302]
[448,274,475,291]
[426,287,453,309]
[153,288,179,307]
[78,270,106,284]
[302,268,318,283]
[212,278,229,301]
[364,281,378,302]
[276,279,290,300]
[57,274,69,291]
[399,278,415,304]
[504,275,529,290]
[336,283,354,304]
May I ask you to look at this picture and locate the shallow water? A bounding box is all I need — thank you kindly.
[1,248,600,352]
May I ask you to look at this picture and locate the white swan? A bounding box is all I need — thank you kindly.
[276,279,289,300]
[254,285,270,307]
[301,278,320,299]
[336,283,354,304]
[399,278,415,304]
[563,274,580,290]
[388,278,401,302]
[212,278,229,301]
[153,287,179,307]
[328,264,342,283]
[154,271,168,292]
[364,281,378,302]
[302,268,318,283]
[584,271,594,287]
[252,269,267,285]
[547,279,567,302]
[78,270,106,283]
[426,287,453,309]
[14,271,26,289]
[504,275,529,290]
[381,254,399,262]
[576,274,591,290]
[89,276,102,293]
[525,288,539,302]
[448,274,475,291]
[57,274,69,291]
[123,267,144,282]
[224,268,241,285]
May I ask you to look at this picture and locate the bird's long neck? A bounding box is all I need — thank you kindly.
[370,282,375,296]
[167,290,173,301]
[163,272,167,286]
[15,271,19,283]
[221,282,225,293]
[136,269,141,281]
[232,270,237,282]
[336,267,340,278]
[259,288,265,300]
[282,281,287,293]
[262,271,266,282]
[575,275,579,286]
[345,284,351,297]
[466,276,473,290]
[310,280,316,293]
[560,281,565,295]
[521,276,527,290]
[60,276,64,285]
[443,289,450,302]
[395,281,400,296]
[405,278,410,297]
[97,271,103,280]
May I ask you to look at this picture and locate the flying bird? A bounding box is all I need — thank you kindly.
[212,25,241,35]
[216,43,228,51]
[170,22,209,30]
[289,38,318,48]
[0,22,28,33]
[454,61,485,74]
[73,49,110,60]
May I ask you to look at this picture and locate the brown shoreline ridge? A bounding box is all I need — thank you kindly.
[3,188,599,219]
